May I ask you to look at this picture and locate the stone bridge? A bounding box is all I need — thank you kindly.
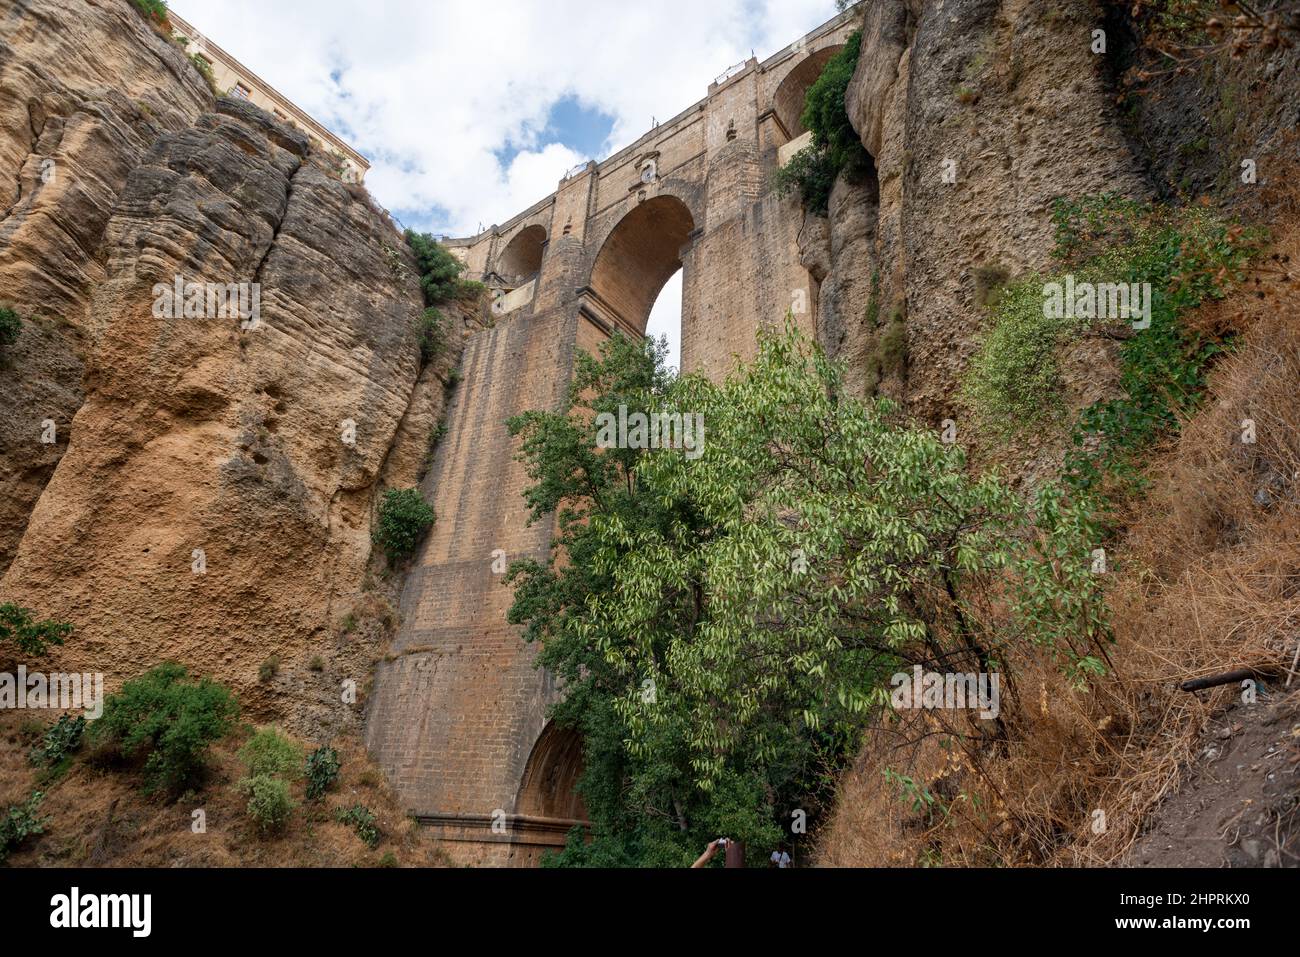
[364,8,858,866]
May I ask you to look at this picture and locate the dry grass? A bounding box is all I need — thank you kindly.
[0,719,454,868]
[816,223,1300,868]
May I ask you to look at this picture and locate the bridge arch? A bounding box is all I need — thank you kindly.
[497,224,547,284]
[773,44,845,141]
[583,194,696,338]
[508,720,587,866]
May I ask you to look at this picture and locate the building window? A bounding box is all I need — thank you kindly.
[231,82,251,101]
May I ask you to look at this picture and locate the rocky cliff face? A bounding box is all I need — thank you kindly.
[0,0,213,572]
[809,0,1296,481]
[0,0,451,737]
[805,0,1151,480]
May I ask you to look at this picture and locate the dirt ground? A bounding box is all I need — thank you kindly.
[1128,684,1300,868]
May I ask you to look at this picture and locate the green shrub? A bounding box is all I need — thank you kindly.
[801,31,871,182]
[257,655,280,683]
[305,745,341,800]
[91,662,238,795]
[417,307,447,364]
[405,231,467,305]
[961,275,1072,431]
[378,851,398,867]
[337,804,380,848]
[188,53,219,95]
[30,714,86,768]
[239,774,295,835]
[372,488,435,563]
[773,145,838,215]
[0,792,49,864]
[962,195,1261,482]
[130,0,168,25]
[239,727,302,779]
[0,603,72,659]
[456,280,487,302]
[0,307,20,355]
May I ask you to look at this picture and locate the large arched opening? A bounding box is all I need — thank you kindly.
[584,195,695,340]
[515,720,586,822]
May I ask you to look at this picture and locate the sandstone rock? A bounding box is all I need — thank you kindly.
[0,0,212,572]
[0,19,440,736]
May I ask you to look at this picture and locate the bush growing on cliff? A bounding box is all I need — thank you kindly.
[962,195,1261,493]
[130,0,169,27]
[240,774,295,835]
[774,31,872,214]
[0,603,72,659]
[417,307,448,365]
[773,145,838,215]
[337,804,380,848]
[305,745,341,800]
[373,488,435,563]
[508,322,1109,866]
[0,307,20,356]
[0,792,49,864]
[92,662,239,795]
[239,727,302,779]
[802,30,871,182]
[405,231,467,305]
[30,714,86,770]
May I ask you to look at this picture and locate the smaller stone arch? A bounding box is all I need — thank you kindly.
[772,44,845,141]
[515,720,586,822]
[496,224,547,285]
[507,720,587,866]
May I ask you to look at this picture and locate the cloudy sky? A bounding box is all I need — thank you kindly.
[173,0,842,366]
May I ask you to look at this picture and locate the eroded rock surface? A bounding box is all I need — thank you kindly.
[0,1,446,737]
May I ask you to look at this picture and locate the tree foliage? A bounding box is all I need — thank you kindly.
[508,323,1109,866]
[405,231,467,305]
[776,30,873,215]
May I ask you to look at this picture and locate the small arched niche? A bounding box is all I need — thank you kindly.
[773,45,845,141]
[496,224,547,285]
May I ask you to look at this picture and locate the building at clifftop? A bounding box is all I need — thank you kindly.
[168,10,370,184]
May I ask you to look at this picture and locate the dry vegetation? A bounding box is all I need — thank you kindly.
[0,720,452,868]
[816,211,1300,868]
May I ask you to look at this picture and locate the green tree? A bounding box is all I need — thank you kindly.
[508,323,1109,866]
[801,30,871,183]
[405,231,467,305]
[775,31,873,214]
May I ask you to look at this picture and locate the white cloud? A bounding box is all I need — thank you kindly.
[172,0,840,235]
